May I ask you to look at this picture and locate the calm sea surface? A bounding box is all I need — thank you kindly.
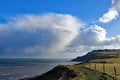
[0,59,79,80]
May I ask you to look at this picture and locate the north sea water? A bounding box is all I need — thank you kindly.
[0,59,79,80]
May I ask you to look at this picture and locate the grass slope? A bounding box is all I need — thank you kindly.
[83,57,120,79]
[21,64,117,80]
[90,57,120,63]
[70,65,116,80]
[21,49,120,80]
[72,49,120,62]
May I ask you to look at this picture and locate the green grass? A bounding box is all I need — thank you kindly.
[90,57,120,63]
[95,51,120,56]
[69,50,120,80]
[60,57,120,80]
[22,59,119,80]
[80,57,120,80]
[66,65,117,80]
[83,63,120,79]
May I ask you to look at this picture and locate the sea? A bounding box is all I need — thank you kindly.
[0,59,79,80]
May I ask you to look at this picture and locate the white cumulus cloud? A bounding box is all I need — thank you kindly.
[99,8,118,23]
[72,24,120,46]
[72,25,107,46]
[68,24,120,56]
[99,0,120,23]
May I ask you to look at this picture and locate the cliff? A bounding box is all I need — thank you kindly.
[20,64,116,80]
[20,49,120,80]
[20,65,78,80]
[72,49,120,62]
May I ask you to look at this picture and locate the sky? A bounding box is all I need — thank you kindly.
[0,0,120,58]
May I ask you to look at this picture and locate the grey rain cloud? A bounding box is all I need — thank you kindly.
[0,13,83,58]
[0,13,120,58]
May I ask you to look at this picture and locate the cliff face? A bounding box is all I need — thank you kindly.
[72,49,120,62]
[20,65,77,80]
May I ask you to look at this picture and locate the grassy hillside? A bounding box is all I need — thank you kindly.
[72,49,120,62]
[72,65,116,80]
[21,64,118,80]
[21,65,78,80]
[89,50,120,57]
[21,49,120,80]
[84,57,120,79]
[90,57,120,63]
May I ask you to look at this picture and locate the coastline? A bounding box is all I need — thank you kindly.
[20,49,120,80]
[0,59,79,80]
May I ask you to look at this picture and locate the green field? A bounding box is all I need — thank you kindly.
[90,57,120,63]
[66,57,120,80]
[81,63,120,79]
[82,57,120,79]
[66,64,117,80]
[96,51,120,55]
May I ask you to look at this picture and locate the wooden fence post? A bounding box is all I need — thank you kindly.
[83,63,85,67]
[85,63,86,67]
[114,66,117,77]
[94,63,96,70]
[82,63,84,66]
[89,62,91,68]
[103,64,105,73]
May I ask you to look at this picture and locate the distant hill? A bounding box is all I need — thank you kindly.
[72,49,120,62]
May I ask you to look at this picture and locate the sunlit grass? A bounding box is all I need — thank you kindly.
[83,58,120,79]
[98,52,120,55]
[90,57,120,63]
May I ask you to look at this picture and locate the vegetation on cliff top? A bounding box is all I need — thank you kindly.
[21,49,120,80]
[21,64,117,80]
[72,49,120,62]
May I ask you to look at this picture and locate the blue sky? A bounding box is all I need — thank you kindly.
[0,0,110,22]
[0,0,120,58]
[0,0,119,37]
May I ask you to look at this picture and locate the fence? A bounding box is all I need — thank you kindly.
[82,63,118,78]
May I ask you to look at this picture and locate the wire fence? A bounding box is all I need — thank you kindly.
[82,63,118,78]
